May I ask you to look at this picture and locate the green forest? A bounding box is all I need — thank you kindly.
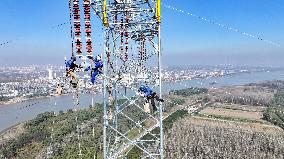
[264,88,284,130]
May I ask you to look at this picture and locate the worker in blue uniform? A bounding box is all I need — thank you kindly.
[84,55,103,84]
[65,56,80,88]
[65,56,78,71]
[138,84,164,112]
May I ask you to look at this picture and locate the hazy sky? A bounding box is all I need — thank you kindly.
[0,0,283,66]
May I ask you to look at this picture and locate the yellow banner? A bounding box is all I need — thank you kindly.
[156,0,161,23]
[103,0,109,27]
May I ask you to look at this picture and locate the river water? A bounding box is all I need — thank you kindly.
[1,70,284,132]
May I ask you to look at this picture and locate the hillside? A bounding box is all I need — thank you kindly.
[164,80,284,158]
[1,81,284,158]
[165,119,284,158]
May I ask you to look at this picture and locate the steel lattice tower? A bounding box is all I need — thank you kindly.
[91,0,162,158]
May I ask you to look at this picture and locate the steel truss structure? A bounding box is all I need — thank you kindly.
[91,0,162,158]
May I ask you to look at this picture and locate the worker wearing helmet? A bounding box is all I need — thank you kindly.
[65,56,80,88]
[89,55,103,84]
[65,56,78,70]
[138,84,164,112]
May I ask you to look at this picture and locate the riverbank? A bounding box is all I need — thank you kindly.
[0,95,51,106]
[2,80,284,158]
[0,92,100,106]
[1,69,284,132]
[0,122,26,146]
[0,69,273,106]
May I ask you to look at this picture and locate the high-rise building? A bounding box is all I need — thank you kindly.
[53,72,57,79]
[47,69,53,81]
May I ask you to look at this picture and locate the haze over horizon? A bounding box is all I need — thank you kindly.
[0,0,283,67]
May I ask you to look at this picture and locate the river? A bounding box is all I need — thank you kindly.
[1,70,284,132]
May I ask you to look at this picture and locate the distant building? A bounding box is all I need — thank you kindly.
[47,69,53,81]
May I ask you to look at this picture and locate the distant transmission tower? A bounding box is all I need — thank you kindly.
[91,0,162,158]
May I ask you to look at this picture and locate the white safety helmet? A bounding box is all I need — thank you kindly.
[95,55,101,61]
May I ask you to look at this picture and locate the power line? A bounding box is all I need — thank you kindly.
[0,40,13,47]
[51,22,68,29]
[162,3,281,47]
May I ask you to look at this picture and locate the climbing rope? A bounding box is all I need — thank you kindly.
[68,0,75,57]
[73,88,83,158]
[45,101,57,158]
[51,101,56,143]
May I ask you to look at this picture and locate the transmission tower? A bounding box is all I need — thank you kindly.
[91,0,162,158]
